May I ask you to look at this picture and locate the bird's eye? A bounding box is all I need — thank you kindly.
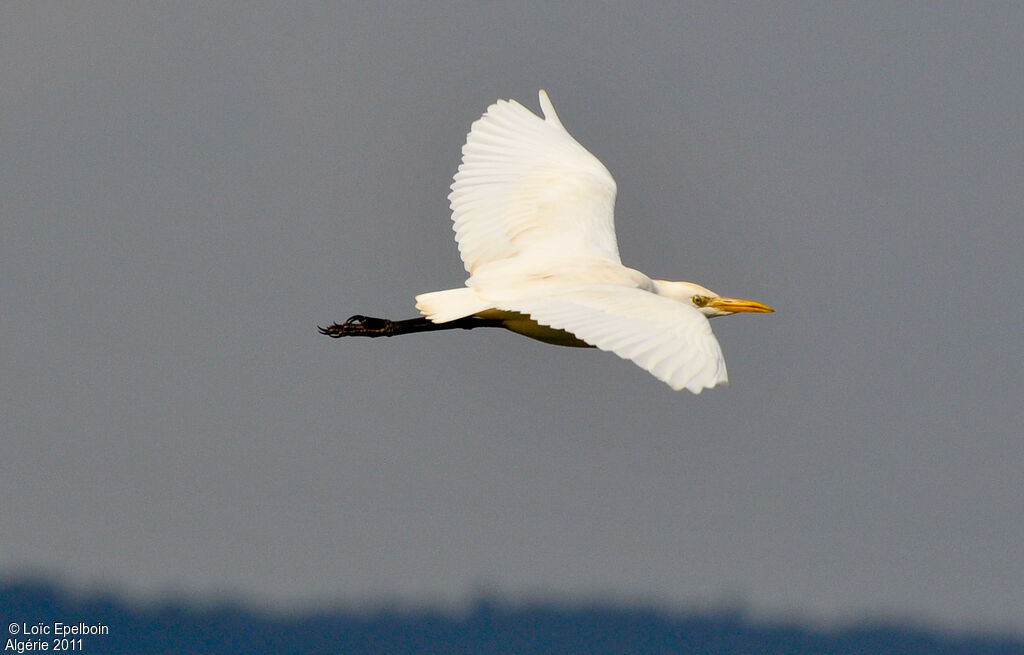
[692,295,708,307]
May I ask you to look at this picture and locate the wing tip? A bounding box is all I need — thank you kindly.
[671,377,730,394]
[537,89,565,129]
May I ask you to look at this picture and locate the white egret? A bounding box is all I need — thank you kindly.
[321,90,772,392]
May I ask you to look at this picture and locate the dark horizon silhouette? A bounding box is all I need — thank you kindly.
[3,577,1021,655]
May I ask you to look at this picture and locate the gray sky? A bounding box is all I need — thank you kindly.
[2,2,1022,631]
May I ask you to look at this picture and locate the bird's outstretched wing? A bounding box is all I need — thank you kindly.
[508,285,729,393]
[450,90,621,275]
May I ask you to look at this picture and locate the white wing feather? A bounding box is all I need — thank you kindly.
[430,91,737,393]
[507,286,730,393]
[449,90,620,274]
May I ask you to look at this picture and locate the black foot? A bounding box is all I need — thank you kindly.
[318,315,394,338]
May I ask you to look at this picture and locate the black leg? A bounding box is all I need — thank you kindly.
[318,314,501,338]
[318,315,398,338]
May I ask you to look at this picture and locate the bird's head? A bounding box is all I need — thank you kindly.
[654,280,774,318]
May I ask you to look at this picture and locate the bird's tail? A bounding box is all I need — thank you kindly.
[415,287,492,323]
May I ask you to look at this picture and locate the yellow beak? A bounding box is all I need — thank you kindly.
[707,296,774,314]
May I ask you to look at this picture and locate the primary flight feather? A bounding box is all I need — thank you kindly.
[321,90,772,393]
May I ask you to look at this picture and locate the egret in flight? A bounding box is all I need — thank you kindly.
[321,90,772,392]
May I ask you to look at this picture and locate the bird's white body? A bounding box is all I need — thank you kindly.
[416,91,770,393]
